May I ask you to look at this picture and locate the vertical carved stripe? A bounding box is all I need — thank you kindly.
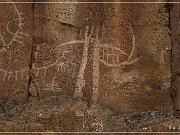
[74,26,94,98]
[92,27,100,103]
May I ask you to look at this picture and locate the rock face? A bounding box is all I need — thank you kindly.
[171,4,180,111]
[0,0,33,102]
[0,0,176,115]
[0,97,179,133]
[72,3,173,113]
[32,2,81,98]
[96,3,173,114]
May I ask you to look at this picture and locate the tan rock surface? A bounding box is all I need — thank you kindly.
[0,0,177,116]
[82,3,173,113]
[0,97,179,132]
[0,0,33,102]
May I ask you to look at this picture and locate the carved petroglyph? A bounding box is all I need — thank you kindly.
[0,33,6,53]
[74,26,95,98]
[0,1,139,98]
[0,0,29,50]
[92,27,100,103]
[91,24,139,102]
[10,88,25,98]
[99,25,139,67]
[55,24,139,102]
[56,50,77,75]
[99,45,140,67]
[0,0,30,83]
[0,68,29,82]
[57,61,77,75]
[91,119,104,132]
[6,17,29,46]
[75,110,103,132]
[43,77,62,92]
[33,47,77,79]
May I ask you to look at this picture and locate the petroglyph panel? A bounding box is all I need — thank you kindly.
[0,0,33,102]
[0,1,174,114]
[32,3,82,98]
[32,2,173,114]
[97,25,173,113]
[96,3,173,114]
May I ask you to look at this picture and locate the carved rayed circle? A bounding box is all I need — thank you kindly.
[0,0,24,51]
[0,0,29,81]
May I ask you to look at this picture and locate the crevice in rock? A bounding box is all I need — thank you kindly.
[169,5,175,101]
[27,0,40,99]
[29,80,40,98]
[166,2,176,112]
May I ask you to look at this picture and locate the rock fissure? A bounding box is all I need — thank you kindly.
[28,1,39,99]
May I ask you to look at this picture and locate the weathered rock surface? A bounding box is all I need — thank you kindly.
[32,17,80,99]
[1,1,180,133]
[31,1,174,114]
[0,96,179,133]
[0,0,177,117]
[0,0,33,102]
[171,3,180,112]
[96,3,173,114]
[171,3,180,74]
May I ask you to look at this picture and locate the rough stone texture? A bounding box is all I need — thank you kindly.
[82,3,173,114]
[171,4,180,111]
[0,97,179,133]
[32,2,82,99]
[175,76,180,110]
[32,1,104,100]
[171,4,180,74]
[0,0,176,116]
[1,1,180,133]
[0,0,33,102]
[0,1,179,117]
[35,0,80,27]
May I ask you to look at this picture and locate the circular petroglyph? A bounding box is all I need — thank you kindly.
[0,0,29,81]
[100,24,139,67]
[0,0,27,51]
